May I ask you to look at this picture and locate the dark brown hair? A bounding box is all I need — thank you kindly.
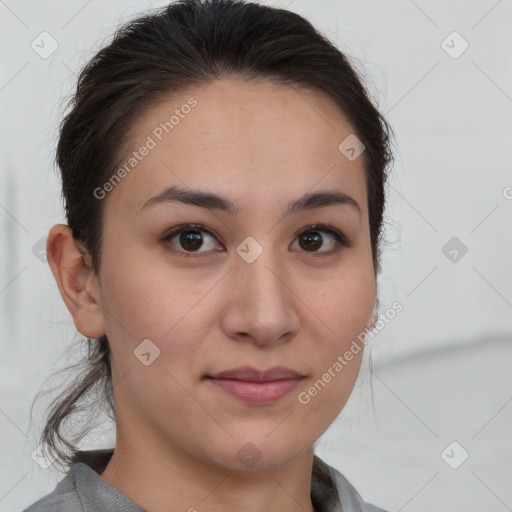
[34,0,394,481]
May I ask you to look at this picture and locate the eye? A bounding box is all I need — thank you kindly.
[291,223,351,255]
[160,222,351,257]
[160,223,224,257]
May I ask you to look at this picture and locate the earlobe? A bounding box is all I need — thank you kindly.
[46,224,106,338]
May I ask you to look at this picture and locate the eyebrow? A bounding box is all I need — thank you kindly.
[142,185,361,217]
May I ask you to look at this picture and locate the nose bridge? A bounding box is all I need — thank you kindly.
[221,235,299,344]
[239,244,284,306]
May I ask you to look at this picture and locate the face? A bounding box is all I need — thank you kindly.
[91,77,376,470]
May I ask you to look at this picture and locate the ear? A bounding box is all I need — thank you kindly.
[46,224,106,338]
[366,296,379,331]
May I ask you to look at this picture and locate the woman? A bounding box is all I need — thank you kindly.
[24,0,394,510]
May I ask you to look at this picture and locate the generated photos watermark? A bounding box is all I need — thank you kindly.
[93,97,198,200]
[298,301,403,405]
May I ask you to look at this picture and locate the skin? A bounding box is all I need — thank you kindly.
[47,77,378,512]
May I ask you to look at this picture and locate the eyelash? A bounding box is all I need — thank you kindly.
[160,223,352,258]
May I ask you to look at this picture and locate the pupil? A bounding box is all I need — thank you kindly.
[181,230,202,250]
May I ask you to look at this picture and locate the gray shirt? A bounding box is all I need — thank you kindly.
[22,449,387,512]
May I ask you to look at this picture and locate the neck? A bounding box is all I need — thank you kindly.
[99,433,316,512]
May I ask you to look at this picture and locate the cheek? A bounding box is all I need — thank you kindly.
[295,262,374,414]
[97,252,207,421]
[305,262,376,348]
[99,242,205,337]
[97,245,220,388]
[295,287,371,438]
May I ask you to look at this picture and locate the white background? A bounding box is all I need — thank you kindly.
[1,0,511,510]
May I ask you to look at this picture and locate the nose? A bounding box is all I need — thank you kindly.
[219,241,300,346]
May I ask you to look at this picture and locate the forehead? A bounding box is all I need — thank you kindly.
[105,77,368,218]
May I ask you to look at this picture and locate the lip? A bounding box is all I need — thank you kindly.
[207,365,304,381]
[205,366,305,404]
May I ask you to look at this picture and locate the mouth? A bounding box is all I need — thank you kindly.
[204,366,306,404]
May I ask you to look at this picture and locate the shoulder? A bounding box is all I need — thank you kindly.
[22,471,84,512]
[22,448,116,512]
[314,455,389,512]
